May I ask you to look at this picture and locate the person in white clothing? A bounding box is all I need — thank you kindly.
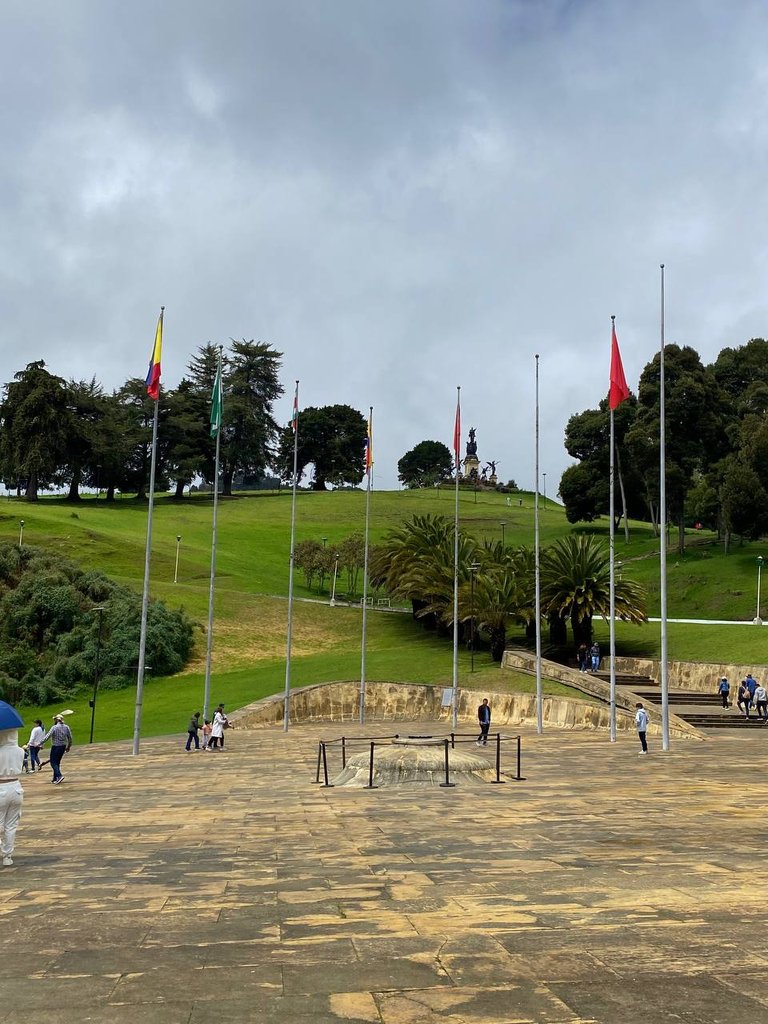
[754,684,768,721]
[635,702,649,755]
[27,719,44,772]
[0,701,25,866]
[210,706,228,750]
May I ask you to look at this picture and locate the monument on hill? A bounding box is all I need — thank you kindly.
[462,427,480,481]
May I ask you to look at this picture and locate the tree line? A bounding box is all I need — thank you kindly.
[560,337,768,553]
[0,343,369,500]
[370,514,646,659]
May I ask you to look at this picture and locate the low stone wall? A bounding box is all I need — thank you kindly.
[229,679,648,735]
[615,657,768,693]
[501,649,703,740]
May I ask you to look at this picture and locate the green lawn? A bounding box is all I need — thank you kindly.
[7,487,765,739]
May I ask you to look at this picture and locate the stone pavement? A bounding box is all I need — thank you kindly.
[2,723,768,1023]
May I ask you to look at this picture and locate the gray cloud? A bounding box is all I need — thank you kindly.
[2,0,768,493]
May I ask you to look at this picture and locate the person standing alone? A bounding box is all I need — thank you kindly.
[635,702,649,755]
[43,715,72,784]
[476,699,491,746]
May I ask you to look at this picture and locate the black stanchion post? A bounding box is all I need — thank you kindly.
[513,734,526,781]
[439,738,456,788]
[341,735,346,769]
[321,742,334,788]
[491,732,505,784]
[365,741,379,789]
[312,742,322,783]
[450,732,455,749]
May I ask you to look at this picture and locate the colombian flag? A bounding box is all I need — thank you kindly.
[145,309,163,400]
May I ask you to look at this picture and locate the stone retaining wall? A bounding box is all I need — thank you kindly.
[229,679,650,734]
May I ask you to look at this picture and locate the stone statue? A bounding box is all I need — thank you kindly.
[486,459,497,477]
[0,701,24,867]
[466,428,477,457]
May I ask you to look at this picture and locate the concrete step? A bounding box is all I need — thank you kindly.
[676,713,768,729]
[642,692,723,706]
[591,673,657,686]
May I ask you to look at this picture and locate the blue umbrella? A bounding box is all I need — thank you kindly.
[0,701,23,730]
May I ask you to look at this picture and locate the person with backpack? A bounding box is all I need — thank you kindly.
[737,681,752,718]
[635,702,649,755]
[717,677,730,709]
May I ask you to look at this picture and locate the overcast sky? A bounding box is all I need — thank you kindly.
[3,0,768,493]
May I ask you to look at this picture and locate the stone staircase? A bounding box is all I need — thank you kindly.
[622,678,766,730]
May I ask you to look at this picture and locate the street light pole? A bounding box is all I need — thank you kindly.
[89,606,106,744]
[174,535,181,584]
[755,556,764,625]
[542,473,547,506]
[469,562,481,673]
[330,555,340,607]
[18,520,24,546]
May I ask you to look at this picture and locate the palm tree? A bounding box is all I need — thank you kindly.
[541,534,646,646]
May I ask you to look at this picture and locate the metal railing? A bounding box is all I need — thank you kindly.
[312,732,526,789]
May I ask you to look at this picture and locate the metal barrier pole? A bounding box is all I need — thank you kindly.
[321,742,334,788]
[491,732,505,784]
[512,735,526,781]
[439,738,456,788]
[365,741,379,789]
[312,742,322,783]
[341,735,347,769]
[450,732,455,749]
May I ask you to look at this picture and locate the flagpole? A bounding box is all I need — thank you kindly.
[203,346,223,722]
[451,386,461,731]
[534,355,543,734]
[609,317,617,743]
[132,307,163,756]
[359,406,373,725]
[659,265,670,751]
[283,381,300,732]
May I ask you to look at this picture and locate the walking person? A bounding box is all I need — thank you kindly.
[185,712,201,751]
[635,702,649,755]
[209,706,227,750]
[201,719,212,751]
[746,674,758,706]
[27,719,44,772]
[576,643,588,673]
[590,642,601,672]
[754,683,768,722]
[476,699,491,746]
[737,681,752,719]
[717,677,730,709]
[43,715,72,784]
[0,701,25,866]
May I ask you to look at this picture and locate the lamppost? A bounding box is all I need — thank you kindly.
[322,536,328,547]
[18,520,24,546]
[755,556,764,625]
[469,562,481,672]
[89,606,107,744]
[500,521,507,547]
[330,554,340,607]
[174,535,181,584]
[542,473,547,506]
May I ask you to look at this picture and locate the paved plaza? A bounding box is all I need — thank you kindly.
[2,721,768,1023]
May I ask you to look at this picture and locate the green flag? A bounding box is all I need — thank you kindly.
[210,358,223,438]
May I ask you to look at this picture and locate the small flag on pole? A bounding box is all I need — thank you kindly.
[210,355,223,438]
[290,382,299,431]
[609,321,630,410]
[364,412,373,475]
[145,310,163,401]
[453,393,461,468]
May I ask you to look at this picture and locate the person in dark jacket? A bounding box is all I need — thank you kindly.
[185,712,201,751]
[737,682,751,718]
[476,699,491,746]
[717,677,730,709]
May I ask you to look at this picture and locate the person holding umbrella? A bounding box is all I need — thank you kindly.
[0,701,25,866]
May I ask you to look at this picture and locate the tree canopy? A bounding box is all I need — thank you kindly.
[278,404,367,490]
[397,440,454,488]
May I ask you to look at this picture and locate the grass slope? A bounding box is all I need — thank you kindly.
[5,489,766,740]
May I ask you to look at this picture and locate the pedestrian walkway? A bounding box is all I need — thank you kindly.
[4,724,768,1022]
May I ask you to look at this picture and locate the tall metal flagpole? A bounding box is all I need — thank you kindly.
[203,346,223,722]
[451,386,461,731]
[132,307,163,756]
[283,381,300,732]
[659,265,670,751]
[534,355,543,734]
[359,406,373,725]
[609,317,617,743]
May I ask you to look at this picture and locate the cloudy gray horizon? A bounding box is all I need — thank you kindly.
[2,0,767,494]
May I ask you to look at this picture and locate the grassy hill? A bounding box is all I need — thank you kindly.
[6,487,767,741]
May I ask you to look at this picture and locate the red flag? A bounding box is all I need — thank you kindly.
[609,323,630,410]
[453,393,461,467]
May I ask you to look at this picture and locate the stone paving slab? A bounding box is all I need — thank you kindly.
[2,723,768,1022]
